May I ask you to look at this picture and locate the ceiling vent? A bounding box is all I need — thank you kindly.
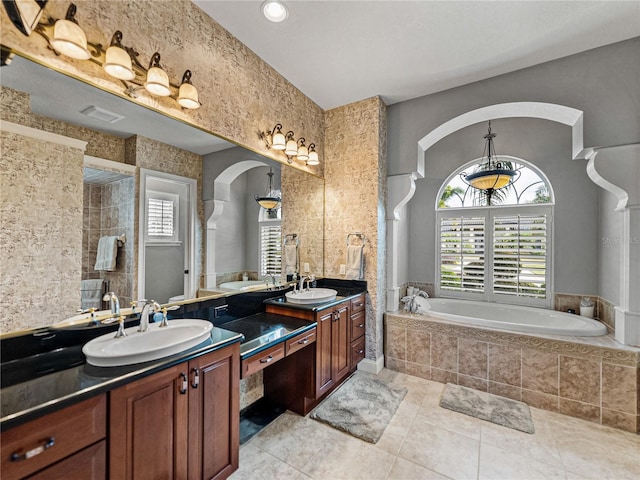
[80,105,125,124]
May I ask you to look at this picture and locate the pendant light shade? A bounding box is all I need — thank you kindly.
[255,167,281,211]
[103,31,135,80]
[296,138,309,162]
[144,52,171,97]
[177,70,200,109]
[3,0,48,36]
[284,131,297,157]
[50,4,90,60]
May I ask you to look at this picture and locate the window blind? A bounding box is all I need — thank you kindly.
[260,225,282,276]
[493,214,547,298]
[439,216,485,293]
[147,198,174,237]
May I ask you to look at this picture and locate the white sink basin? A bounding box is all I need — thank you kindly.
[83,319,213,367]
[285,288,338,305]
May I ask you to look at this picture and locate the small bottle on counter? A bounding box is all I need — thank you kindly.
[580,297,594,318]
[242,272,248,281]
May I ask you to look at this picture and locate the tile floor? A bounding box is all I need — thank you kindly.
[229,369,640,480]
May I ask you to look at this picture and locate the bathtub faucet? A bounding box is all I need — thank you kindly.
[401,290,429,313]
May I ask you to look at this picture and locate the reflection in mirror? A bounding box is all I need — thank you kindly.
[0,54,324,332]
[82,158,136,310]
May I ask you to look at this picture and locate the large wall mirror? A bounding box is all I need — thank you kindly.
[0,54,324,331]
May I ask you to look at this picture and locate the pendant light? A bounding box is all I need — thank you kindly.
[255,167,281,211]
[307,144,319,165]
[50,3,91,60]
[296,137,309,162]
[284,131,297,158]
[2,0,48,36]
[461,121,517,205]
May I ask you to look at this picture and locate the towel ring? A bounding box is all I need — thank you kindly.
[347,233,366,246]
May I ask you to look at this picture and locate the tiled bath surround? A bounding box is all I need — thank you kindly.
[385,312,640,433]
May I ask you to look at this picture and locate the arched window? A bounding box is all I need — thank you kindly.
[436,158,554,307]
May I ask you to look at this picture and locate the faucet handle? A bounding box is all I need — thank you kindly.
[159,307,169,328]
[114,316,127,338]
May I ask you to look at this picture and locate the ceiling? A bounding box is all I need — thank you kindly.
[194,0,640,110]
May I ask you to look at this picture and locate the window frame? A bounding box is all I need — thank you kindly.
[145,190,181,246]
[436,204,554,308]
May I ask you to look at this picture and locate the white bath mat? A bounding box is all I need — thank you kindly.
[440,383,535,434]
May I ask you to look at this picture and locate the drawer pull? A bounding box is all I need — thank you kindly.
[357,323,365,328]
[357,349,364,354]
[180,372,188,394]
[355,302,364,307]
[11,437,55,461]
[298,338,309,345]
[260,355,274,364]
[191,368,200,388]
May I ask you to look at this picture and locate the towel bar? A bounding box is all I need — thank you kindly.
[347,233,366,246]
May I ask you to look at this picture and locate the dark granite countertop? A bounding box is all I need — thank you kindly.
[263,279,367,313]
[0,326,242,431]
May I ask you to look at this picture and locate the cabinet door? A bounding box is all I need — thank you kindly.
[188,343,240,480]
[316,309,334,396]
[109,365,188,480]
[332,305,350,382]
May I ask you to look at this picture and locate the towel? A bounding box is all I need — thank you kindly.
[94,235,118,271]
[345,244,364,280]
[284,244,298,275]
[81,279,103,309]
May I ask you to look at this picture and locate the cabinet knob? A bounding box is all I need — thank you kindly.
[180,372,188,394]
[11,437,55,462]
[298,338,309,345]
[260,355,274,364]
[191,368,200,388]
[357,349,364,355]
[357,323,364,328]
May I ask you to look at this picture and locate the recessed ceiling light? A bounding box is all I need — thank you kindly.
[261,0,289,23]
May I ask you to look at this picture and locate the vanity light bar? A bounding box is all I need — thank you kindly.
[28,3,201,109]
[260,123,320,166]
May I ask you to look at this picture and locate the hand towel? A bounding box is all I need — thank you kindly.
[94,235,118,271]
[284,244,298,275]
[345,244,364,280]
[81,279,103,309]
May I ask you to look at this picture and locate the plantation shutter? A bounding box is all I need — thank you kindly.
[147,198,174,236]
[260,225,282,276]
[493,213,547,299]
[439,216,485,293]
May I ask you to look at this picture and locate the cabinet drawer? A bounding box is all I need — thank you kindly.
[350,294,365,314]
[285,328,317,356]
[242,343,285,378]
[351,336,366,368]
[1,395,107,480]
[350,311,366,341]
[27,440,106,480]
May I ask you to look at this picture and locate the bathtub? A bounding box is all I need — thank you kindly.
[411,297,607,336]
[219,280,266,292]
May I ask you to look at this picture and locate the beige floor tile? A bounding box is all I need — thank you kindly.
[416,402,484,440]
[478,443,566,480]
[251,411,337,470]
[399,416,480,479]
[229,443,303,480]
[480,414,563,468]
[386,457,450,480]
[301,432,395,480]
[376,402,418,455]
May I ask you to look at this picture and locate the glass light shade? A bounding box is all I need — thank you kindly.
[178,82,200,109]
[256,196,281,210]
[307,150,319,165]
[144,66,171,96]
[468,172,513,190]
[297,144,309,161]
[285,139,298,157]
[271,131,286,150]
[103,45,135,80]
[261,0,288,22]
[50,19,91,59]
[6,0,47,35]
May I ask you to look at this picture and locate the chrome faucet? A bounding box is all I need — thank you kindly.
[298,275,311,293]
[103,292,120,315]
[138,299,160,332]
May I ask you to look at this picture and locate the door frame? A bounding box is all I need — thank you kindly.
[138,168,197,301]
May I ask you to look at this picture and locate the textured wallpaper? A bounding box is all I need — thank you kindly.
[0,130,84,331]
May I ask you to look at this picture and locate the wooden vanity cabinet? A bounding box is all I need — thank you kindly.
[1,395,107,480]
[316,303,350,398]
[349,294,366,372]
[109,342,240,480]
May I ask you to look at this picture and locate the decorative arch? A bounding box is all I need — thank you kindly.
[204,159,269,288]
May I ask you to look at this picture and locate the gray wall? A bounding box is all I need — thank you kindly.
[598,190,623,304]
[388,37,640,298]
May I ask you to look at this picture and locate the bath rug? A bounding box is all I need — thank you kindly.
[310,372,408,443]
[440,383,535,434]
